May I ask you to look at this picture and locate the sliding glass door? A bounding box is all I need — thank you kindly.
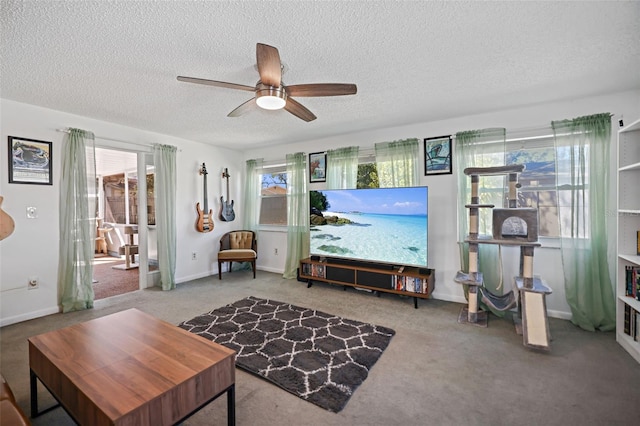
[95,147,159,292]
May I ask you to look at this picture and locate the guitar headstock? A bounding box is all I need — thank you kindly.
[222,168,230,178]
[199,163,208,175]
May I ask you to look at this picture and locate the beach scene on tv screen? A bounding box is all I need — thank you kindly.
[310,187,428,267]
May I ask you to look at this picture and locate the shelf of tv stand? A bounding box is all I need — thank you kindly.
[299,257,435,309]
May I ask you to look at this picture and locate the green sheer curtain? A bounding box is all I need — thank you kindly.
[326,146,359,189]
[58,128,96,313]
[242,158,264,232]
[455,128,506,315]
[374,138,419,187]
[153,144,177,291]
[283,152,309,279]
[552,113,615,331]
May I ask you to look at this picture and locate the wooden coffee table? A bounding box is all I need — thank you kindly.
[28,308,236,425]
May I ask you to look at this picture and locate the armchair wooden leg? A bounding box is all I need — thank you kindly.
[251,260,256,278]
[218,261,222,280]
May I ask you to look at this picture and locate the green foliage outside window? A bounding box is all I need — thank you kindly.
[357,163,379,188]
[310,190,330,211]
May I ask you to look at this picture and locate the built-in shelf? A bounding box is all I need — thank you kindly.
[618,294,640,311]
[619,162,640,172]
[616,117,640,364]
[619,254,640,264]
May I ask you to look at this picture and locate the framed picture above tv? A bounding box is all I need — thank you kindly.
[424,135,452,176]
[309,152,326,183]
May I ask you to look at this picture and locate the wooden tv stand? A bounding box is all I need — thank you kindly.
[299,257,435,309]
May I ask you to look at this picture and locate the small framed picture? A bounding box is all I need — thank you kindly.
[424,135,452,175]
[8,136,53,185]
[309,152,326,183]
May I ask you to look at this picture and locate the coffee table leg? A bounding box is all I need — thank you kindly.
[227,384,235,426]
[30,369,38,418]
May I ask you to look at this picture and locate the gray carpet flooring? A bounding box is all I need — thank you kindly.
[1,271,639,425]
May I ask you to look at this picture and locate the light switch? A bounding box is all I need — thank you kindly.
[26,206,38,219]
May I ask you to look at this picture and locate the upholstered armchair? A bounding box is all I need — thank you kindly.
[217,230,257,279]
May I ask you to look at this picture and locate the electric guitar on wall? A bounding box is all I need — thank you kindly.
[220,168,235,222]
[196,163,214,232]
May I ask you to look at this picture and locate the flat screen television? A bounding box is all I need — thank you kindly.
[309,187,428,268]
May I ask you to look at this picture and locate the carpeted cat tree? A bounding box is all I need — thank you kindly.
[455,164,552,350]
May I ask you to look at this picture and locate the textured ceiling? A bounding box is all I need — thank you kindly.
[2,1,639,150]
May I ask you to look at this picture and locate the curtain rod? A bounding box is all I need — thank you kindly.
[56,128,156,149]
[449,113,619,142]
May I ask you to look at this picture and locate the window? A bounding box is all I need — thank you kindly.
[259,170,287,225]
[258,159,378,225]
[102,171,155,225]
[506,136,560,238]
[103,173,127,223]
[471,132,591,240]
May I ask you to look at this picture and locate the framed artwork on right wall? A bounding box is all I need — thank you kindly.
[424,135,452,175]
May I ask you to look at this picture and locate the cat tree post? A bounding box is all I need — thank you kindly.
[507,172,519,208]
[454,172,490,326]
[467,243,480,323]
[469,175,479,238]
[466,173,481,323]
[521,246,534,288]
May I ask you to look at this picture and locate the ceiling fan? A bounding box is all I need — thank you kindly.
[177,43,357,122]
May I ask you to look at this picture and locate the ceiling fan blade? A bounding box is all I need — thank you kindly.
[285,83,357,97]
[227,98,256,117]
[256,43,282,87]
[284,98,317,122]
[177,76,255,92]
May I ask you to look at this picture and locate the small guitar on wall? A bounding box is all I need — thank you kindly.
[220,168,235,222]
[196,163,214,233]
[0,196,16,241]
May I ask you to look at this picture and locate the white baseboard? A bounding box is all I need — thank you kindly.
[1,273,572,327]
[176,271,215,284]
[546,309,572,320]
[431,292,468,305]
[257,266,284,274]
[175,266,283,284]
[430,292,571,320]
[0,306,60,327]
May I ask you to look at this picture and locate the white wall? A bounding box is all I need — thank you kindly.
[2,91,638,325]
[0,99,245,326]
[250,90,640,319]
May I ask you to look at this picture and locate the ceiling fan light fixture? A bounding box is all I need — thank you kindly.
[178,43,357,121]
[256,86,287,110]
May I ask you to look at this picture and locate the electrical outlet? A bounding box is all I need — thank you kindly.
[28,277,39,290]
[274,248,278,255]
[191,252,197,260]
[26,206,38,219]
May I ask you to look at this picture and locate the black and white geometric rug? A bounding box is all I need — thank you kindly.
[178,296,395,413]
